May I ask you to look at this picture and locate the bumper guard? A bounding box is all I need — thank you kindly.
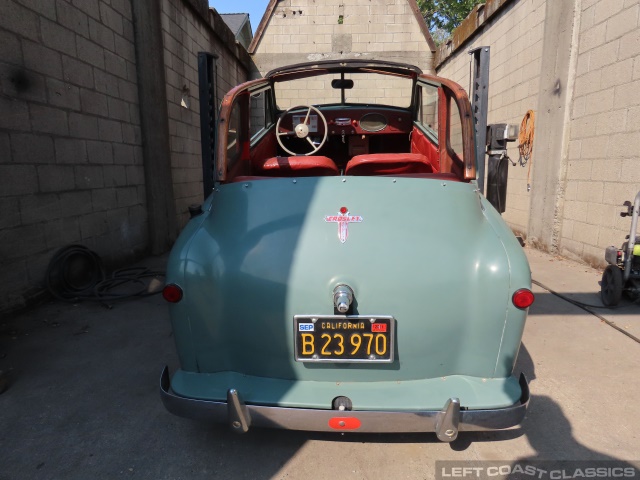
[160,366,529,442]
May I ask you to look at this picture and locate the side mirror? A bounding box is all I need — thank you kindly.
[331,79,354,89]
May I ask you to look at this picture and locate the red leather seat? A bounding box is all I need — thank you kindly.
[258,156,339,177]
[345,153,433,176]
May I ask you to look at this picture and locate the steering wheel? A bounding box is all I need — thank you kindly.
[276,105,328,156]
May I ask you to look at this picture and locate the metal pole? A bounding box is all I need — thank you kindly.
[198,52,218,197]
[469,47,490,194]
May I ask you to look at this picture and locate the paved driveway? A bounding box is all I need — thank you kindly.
[1,249,638,479]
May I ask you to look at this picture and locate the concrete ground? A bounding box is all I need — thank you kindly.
[1,247,639,480]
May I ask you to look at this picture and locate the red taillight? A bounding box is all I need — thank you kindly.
[162,284,183,303]
[512,288,534,309]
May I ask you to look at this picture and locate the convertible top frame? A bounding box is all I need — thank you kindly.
[214,60,476,183]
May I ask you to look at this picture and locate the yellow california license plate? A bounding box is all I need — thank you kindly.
[294,315,395,363]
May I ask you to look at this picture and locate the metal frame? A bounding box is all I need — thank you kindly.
[469,47,490,194]
[265,59,423,80]
[216,62,477,182]
[160,367,530,442]
[198,52,218,195]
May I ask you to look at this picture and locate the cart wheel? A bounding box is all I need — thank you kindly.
[601,265,623,306]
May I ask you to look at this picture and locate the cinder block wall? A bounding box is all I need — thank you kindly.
[0,0,146,312]
[562,0,640,264]
[0,0,251,313]
[163,4,249,123]
[251,0,435,82]
[161,0,250,228]
[435,0,640,267]
[435,0,546,237]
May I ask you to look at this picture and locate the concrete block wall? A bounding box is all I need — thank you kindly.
[436,0,640,267]
[251,0,435,83]
[435,0,547,236]
[161,0,250,228]
[0,0,252,313]
[0,0,146,312]
[562,0,640,265]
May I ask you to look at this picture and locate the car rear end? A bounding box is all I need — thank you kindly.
[161,175,532,441]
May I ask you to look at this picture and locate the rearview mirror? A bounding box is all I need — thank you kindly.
[331,79,354,89]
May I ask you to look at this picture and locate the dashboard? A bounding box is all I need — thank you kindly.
[280,107,414,137]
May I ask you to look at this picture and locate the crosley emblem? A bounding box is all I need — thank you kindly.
[324,206,363,243]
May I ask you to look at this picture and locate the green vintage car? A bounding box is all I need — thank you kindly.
[160,60,533,442]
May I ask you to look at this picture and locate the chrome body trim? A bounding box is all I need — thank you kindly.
[227,389,250,433]
[435,397,460,442]
[160,367,529,439]
[333,284,354,313]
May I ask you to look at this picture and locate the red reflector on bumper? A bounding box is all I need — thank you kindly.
[329,417,361,430]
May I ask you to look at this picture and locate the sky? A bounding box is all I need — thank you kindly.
[208,0,271,34]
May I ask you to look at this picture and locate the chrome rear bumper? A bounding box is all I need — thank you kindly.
[160,366,529,442]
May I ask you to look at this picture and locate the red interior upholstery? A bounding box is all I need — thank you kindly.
[250,132,277,169]
[345,153,433,176]
[410,126,440,172]
[257,156,339,177]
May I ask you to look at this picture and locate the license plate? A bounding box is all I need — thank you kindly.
[294,315,395,363]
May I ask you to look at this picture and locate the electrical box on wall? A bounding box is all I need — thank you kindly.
[487,123,519,151]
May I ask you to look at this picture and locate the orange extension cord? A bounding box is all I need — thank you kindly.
[518,110,535,190]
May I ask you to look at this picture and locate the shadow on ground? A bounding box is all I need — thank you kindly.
[1,277,637,479]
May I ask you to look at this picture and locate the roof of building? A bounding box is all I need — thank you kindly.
[248,0,436,54]
[219,13,251,37]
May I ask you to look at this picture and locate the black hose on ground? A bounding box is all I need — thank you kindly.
[532,279,640,344]
[46,245,165,304]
